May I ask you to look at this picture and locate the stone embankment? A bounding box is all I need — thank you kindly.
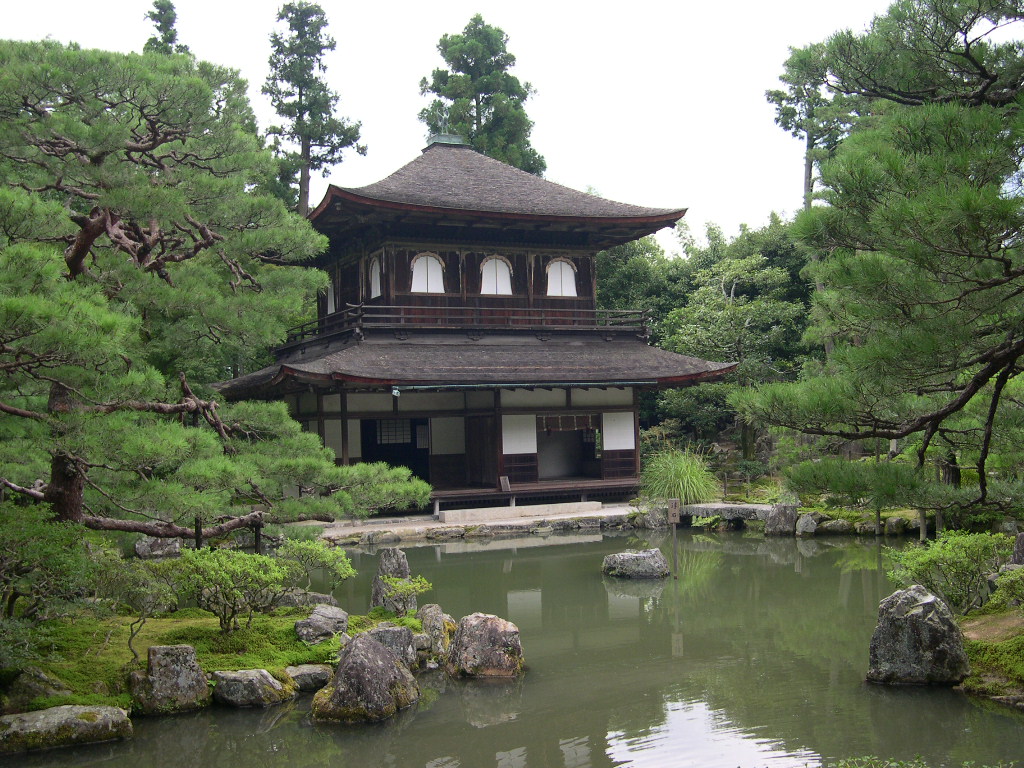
[314,500,951,547]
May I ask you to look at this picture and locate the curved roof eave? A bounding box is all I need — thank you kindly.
[309,185,687,230]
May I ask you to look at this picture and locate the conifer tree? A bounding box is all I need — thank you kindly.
[419,14,546,175]
[263,1,364,216]
[143,0,190,55]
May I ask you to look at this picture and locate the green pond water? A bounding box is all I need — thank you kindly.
[9,530,1024,767]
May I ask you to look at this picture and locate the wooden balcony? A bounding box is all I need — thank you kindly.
[280,301,649,351]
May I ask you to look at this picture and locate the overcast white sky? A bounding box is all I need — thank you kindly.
[6,0,894,254]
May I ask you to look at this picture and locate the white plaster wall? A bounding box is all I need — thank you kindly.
[298,392,317,413]
[502,414,538,454]
[602,412,636,450]
[398,392,463,412]
[284,394,299,415]
[323,419,343,455]
[431,417,465,455]
[348,420,362,458]
[322,393,341,412]
[573,387,633,407]
[346,393,393,413]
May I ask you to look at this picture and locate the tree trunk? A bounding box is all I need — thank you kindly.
[297,135,311,217]
[939,451,961,488]
[919,509,927,542]
[740,421,756,461]
[43,382,86,523]
[803,134,814,212]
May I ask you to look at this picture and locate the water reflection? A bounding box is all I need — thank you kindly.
[7,532,1023,768]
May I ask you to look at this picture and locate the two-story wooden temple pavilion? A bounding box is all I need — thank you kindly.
[216,135,734,510]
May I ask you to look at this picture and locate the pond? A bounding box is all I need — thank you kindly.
[10,530,1024,767]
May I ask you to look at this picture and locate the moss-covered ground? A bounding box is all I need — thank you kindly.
[15,605,420,713]
[961,610,1024,700]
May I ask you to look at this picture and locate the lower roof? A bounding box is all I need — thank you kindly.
[214,334,735,399]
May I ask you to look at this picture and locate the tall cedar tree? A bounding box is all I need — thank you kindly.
[143,0,190,55]
[736,0,1024,516]
[0,41,429,538]
[263,1,365,216]
[419,14,546,175]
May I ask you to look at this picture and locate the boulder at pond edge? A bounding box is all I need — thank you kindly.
[311,634,419,723]
[129,644,211,715]
[0,705,132,754]
[866,585,970,685]
[211,670,297,707]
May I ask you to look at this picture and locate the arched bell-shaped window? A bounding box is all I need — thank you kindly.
[411,253,444,293]
[369,256,382,299]
[480,256,513,295]
[546,259,577,297]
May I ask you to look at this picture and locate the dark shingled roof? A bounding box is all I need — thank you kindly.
[309,142,686,234]
[215,335,735,399]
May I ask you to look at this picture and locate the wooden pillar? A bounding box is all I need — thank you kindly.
[340,389,350,465]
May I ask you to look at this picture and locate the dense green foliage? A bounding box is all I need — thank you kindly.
[886,531,1014,614]
[419,14,545,174]
[0,41,428,542]
[143,0,190,55]
[0,506,94,622]
[640,450,720,505]
[277,538,356,591]
[738,0,1024,519]
[176,549,302,632]
[263,1,364,215]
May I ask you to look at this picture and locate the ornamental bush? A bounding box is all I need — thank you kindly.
[176,549,301,633]
[886,531,1014,615]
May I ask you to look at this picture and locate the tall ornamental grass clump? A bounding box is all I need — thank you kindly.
[641,450,720,505]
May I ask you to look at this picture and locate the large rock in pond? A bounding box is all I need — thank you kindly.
[285,664,333,692]
[417,604,457,661]
[370,547,416,614]
[211,670,297,707]
[764,503,798,536]
[129,644,211,715]
[601,549,669,579]
[446,613,525,678]
[368,624,417,669]
[295,604,349,645]
[311,634,419,723]
[0,705,131,754]
[866,585,970,685]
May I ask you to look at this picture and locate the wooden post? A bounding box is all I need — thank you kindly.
[668,498,681,580]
